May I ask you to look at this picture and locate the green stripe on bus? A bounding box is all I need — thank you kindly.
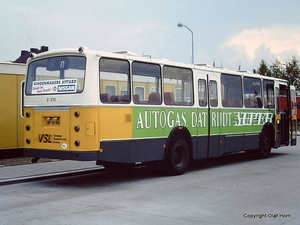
[133,107,275,138]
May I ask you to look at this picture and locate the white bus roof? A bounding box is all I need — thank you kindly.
[27,46,289,83]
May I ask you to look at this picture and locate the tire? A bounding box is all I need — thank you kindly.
[165,136,190,175]
[255,131,272,159]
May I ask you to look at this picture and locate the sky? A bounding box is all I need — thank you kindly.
[1,0,300,72]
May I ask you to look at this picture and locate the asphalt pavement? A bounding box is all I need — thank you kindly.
[1,139,299,225]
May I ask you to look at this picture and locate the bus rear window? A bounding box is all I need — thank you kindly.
[25,56,86,95]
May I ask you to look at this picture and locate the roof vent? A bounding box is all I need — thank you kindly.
[114,51,139,56]
[195,64,214,68]
[237,70,253,74]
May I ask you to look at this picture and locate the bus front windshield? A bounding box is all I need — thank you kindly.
[25,56,86,95]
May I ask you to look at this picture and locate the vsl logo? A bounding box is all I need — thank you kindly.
[38,134,53,143]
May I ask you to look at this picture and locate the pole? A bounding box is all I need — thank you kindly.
[177,23,194,64]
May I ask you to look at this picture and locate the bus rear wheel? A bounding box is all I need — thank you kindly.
[165,136,190,175]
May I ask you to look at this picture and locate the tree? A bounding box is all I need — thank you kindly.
[284,56,300,90]
[269,59,285,79]
[257,59,271,76]
[256,57,300,91]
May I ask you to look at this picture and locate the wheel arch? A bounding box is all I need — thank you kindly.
[165,126,193,160]
[260,122,275,148]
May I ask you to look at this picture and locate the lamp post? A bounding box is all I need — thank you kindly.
[177,22,194,64]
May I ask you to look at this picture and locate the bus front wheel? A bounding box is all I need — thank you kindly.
[165,136,190,175]
[248,131,272,159]
[257,131,272,158]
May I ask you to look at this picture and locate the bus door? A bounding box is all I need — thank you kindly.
[291,88,297,146]
[207,75,221,158]
[276,84,290,146]
[196,74,210,159]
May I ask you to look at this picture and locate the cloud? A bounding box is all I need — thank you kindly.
[252,44,277,68]
[223,25,300,63]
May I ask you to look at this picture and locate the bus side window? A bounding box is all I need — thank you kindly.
[209,80,218,107]
[163,66,194,106]
[243,77,262,108]
[99,58,130,104]
[221,74,242,108]
[198,79,207,106]
[263,80,275,108]
[132,61,161,105]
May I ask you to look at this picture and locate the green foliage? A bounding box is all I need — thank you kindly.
[285,56,300,90]
[257,59,271,76]
[256,57,300,91]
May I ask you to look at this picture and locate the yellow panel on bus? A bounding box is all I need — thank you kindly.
[70,107,99,151]
[32,109,70,150]
[98,107,133,140]
[25,106,133,152]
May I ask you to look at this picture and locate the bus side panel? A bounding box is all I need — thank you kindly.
[208,135,221,158]
[223,134,259,152]
[244,133,260,150]
[98,107,133,140]
[194,136,209,159]
[224,135,244,153]
[98,138,166,163]
[208,109,222,158]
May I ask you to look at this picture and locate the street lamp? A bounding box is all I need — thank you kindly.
[177,22,194,64]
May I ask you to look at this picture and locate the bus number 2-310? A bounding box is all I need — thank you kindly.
[47,98,56,102]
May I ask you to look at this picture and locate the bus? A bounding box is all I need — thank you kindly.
[0,62,25,158]
[23,46,297,175]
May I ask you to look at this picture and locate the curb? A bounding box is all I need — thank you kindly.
[0,167,103,186]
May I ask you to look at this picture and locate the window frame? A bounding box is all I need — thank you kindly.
[221,74,243,108]
[243,77,262,108]
[99,57,130,104]
[26,56,86,95]
[163,65,194,106]
[132,61,162,105]
[198,79,207,107]
[209,80,218,107]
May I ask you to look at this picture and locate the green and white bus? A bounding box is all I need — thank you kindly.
[24,46,297,175]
